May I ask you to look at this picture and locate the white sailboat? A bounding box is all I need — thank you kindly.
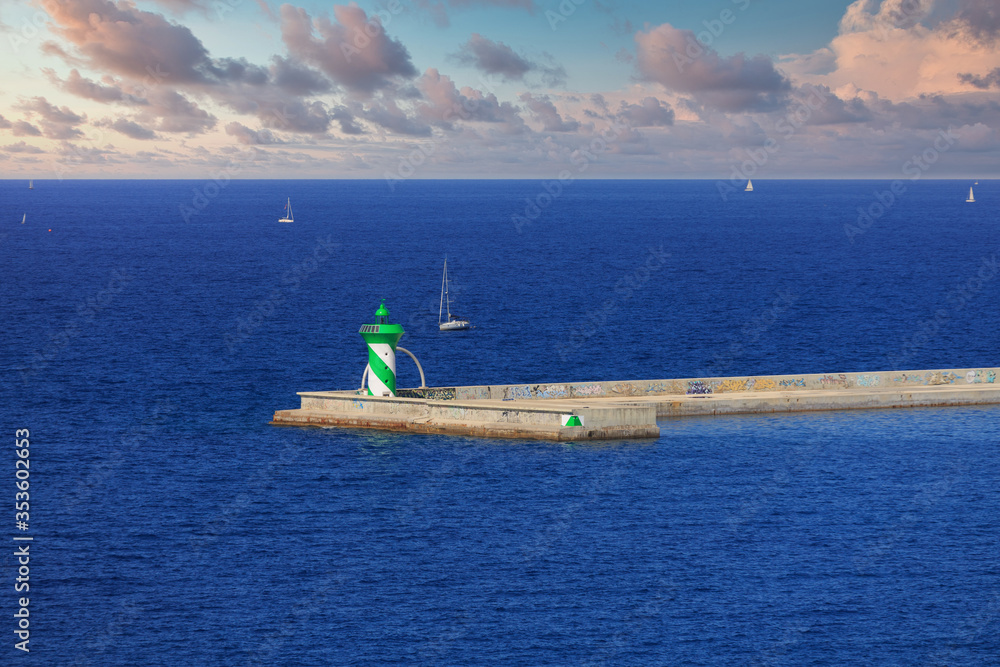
[21,213,25,224]
[28,180,33,190]
[438,258,470,331]
[745,179,753,192]
[966,186,975,203]
[279,198,293,222]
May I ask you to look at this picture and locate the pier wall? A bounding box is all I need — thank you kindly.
[279,391,660,440]
[392,367,999,403]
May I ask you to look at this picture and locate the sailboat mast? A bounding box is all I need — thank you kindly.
[445,260,452,319]
[439,258,447,325]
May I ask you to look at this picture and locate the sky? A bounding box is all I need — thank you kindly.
[0,0,998,179]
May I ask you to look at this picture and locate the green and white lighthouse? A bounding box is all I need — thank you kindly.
[359,301,405,397]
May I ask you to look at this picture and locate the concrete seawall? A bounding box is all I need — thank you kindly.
[271,367,1000,441]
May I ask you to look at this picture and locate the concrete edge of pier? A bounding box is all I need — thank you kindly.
[271,392,660,441]
[271,367,1000,441]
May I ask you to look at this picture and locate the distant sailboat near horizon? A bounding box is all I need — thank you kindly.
[745,179,753,192]
[438,257,470,331]
[28,180,33,190]
[966,186,975,203]
[279,197,293,222]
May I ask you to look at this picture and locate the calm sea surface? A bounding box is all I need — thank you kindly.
[1,179,998,665]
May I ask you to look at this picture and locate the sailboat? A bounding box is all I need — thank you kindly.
[438,258,470,331]
[21,213,25,224]
[28,180,33,190]
[278,198,293,223]
[966,186,975,203]
[745,179,753,192]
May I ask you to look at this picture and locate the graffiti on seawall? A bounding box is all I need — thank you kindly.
[855,374,881,387]
[965,369,997,384]
[424,388,457,400]
[535,384,568,399]
[687,380,713,395]
[820,374,850,388]
[503,386,533,400]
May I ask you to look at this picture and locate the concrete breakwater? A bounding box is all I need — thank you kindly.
[271,367,1000,441]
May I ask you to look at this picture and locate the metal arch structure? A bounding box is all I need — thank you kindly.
[361,346,427,391]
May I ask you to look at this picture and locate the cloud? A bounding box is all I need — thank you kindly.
[17,97,87,139]
[95,117,158,140]
[279,4,418,95]
[225,121,286,145]
[41,0,280,95]
[331,106,366,135]
[839,0,935,33]
[56,141,119,165]
[959,67,1000,89]
[270,56,332,96]
[43,0,214,84]
[453,34,566,86]
[47,69,142,105]
[2,141,45,154]
[12,121,42,137]
[137,89,215,133]
[635,23,792,112]
[46,68,218,134]
[955,0,1000,43]
[416,68,525,132]
[363,98,433,136]
[0,115,11,129]
[617,97,675,127]
[789,0,1000,100]
[519,93,580,131]
[146,0,207,12]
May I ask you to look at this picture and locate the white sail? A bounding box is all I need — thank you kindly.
[21,213,26,224]
[279,197,293,222]
[438,257,470,331]
[966,186,975,203]
[745,179,753,192]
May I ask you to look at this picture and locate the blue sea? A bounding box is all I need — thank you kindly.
[2,179,999,665]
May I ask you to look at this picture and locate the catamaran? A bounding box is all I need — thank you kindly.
[279,198,293,222]
[438,258,469,331]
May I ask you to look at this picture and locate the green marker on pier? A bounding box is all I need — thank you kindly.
[359,300,405,397]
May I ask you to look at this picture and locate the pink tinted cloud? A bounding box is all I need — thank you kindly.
[280,4,418,95]
[635,23,791,112]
